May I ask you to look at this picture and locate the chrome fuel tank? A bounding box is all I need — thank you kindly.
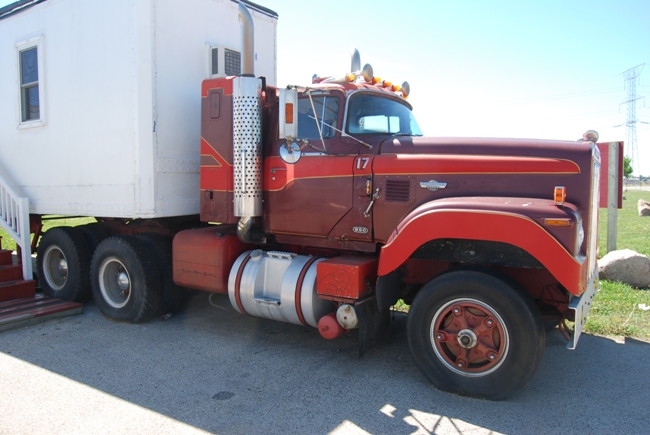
[228,250,335,328]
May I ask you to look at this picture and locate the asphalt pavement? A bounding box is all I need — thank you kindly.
[1,292,648,435]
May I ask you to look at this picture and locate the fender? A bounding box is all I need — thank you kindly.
[377,197,588,296]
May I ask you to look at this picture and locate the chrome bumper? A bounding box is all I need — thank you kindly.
[567,271,599,350]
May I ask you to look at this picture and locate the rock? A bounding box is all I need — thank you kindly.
[598,249,650,288]
[639,199,650,217]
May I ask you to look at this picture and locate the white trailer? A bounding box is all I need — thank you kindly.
[0,0,277,219]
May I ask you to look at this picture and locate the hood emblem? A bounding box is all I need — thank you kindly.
[420,180,447,191]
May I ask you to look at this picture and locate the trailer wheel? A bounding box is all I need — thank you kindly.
[91,236,161,323]
[36,227,91,302]
[78,223,111,253]
[135,232,188,315]
[407,270,544,400]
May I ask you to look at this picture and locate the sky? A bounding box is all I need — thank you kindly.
[2,0,649,175]
[270,0,650,175]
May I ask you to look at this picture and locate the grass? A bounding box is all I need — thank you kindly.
[588,186,650,340]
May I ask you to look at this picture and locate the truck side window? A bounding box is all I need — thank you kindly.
[297,96,339,140]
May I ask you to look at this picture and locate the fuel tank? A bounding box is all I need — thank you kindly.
[228,250,335,327]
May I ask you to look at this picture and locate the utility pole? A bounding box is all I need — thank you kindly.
[619,64,645,177]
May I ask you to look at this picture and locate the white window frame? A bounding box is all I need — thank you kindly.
[16,35,45,129]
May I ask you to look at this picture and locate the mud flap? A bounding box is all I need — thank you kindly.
[356,296,391,358]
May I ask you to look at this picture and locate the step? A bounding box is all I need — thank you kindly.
[0,294,83,333]
[0,250,13,266]
[0,280,35,302]
[0,264,24,283]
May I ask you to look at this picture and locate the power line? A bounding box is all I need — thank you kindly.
[617,64,645,176]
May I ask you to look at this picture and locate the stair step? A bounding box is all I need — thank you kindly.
[0,280,35,302]
[0,294,83,333]
[0,264,24,283]
[0,250,13,266]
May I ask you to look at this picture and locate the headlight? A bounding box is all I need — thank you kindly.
[576,219,585,254]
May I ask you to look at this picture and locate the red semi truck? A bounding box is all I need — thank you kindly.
[28,2,599,400]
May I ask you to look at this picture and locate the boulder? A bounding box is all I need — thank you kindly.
[639,199,650,217]
[598,249,650,288]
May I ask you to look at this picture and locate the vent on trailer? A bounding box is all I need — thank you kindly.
[210,46,242,77]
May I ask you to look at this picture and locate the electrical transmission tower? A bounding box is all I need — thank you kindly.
[619,64,645,176]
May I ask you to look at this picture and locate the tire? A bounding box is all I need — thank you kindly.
[36,227,91,302]
[90,236,161,323]
[407,270,545,400]
[78,223,111,253]
[135,232,188,315]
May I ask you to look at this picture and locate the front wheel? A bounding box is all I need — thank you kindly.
[407,270,544,400]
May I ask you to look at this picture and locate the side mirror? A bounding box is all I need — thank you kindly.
[280,141,302,164]
[279,88,298,139]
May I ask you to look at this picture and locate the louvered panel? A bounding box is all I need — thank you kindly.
[385,179,411,202]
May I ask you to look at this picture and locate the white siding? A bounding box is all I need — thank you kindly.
[0,0,277,218]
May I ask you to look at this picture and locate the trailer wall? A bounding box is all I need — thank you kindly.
[0,0,277,218]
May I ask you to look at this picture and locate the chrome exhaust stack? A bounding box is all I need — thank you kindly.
[238,1,255,77]
[234,2,264,243]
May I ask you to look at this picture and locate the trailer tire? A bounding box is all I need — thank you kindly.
[91,236,161,323]
[407,270,544,400]
[36,227,91,302]
[135,232,188,315]
[78,223,111,253]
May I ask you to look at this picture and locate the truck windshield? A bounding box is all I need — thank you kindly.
[346,93,422,136]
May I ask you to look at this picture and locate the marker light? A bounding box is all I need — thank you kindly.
[372,76,382,85]
[391,84,401,92]
[382,81,392,88]
[544,218,571,227]
[554,186,566,206]
[346,73,356,82]
[285,103,294,124]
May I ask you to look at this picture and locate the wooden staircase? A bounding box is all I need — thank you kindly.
[0,245,83,333]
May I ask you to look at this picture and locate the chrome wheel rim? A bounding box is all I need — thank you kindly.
[43,245,68,291]
[98,257,131,309]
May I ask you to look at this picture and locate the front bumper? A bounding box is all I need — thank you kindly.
[567,270,599,350]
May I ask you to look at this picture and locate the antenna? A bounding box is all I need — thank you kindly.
[619,64,645,176]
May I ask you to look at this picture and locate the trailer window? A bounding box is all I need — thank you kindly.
[19,47,40,122]
[346,93,422,136]
[297,96,339,140]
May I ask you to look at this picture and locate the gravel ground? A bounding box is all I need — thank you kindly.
[1,292,648,435]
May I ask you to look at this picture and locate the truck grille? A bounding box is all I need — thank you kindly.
[586,146,601,275]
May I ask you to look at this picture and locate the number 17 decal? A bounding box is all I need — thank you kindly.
[356,157,370,170]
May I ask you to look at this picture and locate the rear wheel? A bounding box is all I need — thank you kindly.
[36,227,91,302]
[78,223,111,253]
[135,232,188,315]
[407,270,544,400]
[91,236,161,323]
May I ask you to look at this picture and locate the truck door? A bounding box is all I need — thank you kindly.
[264,93,356,238]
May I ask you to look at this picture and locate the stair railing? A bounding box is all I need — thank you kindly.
[0,172,32,281]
